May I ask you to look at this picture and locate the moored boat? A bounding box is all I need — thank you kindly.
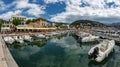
[35,34,46,39]
[13,36,24,43]
[3,36,15,44]
[51,32,61,36]
[88,40,115,62]
[81,35,99,42]
[23,35,32,42]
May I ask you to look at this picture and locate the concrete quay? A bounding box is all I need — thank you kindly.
[0,37,18,67]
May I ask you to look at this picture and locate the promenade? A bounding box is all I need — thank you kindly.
[0,37,18,67]
[0,30,66,37]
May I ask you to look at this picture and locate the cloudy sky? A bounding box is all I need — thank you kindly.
[0,0,120,24]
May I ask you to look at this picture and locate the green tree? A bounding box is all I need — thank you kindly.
[0,19,4,28]
[26,19,35,24]
[32,19,35,22]
[26,19,31,24]
[12,18,21,26]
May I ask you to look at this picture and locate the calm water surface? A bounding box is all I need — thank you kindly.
[8,34,120,67]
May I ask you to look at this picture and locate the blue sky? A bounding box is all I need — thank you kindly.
[0,0,120,24]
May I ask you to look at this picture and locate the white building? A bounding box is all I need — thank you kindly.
[11,14,26,25]
[1,21,15,33]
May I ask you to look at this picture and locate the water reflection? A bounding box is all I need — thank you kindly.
[7,33,120,67]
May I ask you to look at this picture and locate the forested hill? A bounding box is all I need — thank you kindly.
[70,20,107,28]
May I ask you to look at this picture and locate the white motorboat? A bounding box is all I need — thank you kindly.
[3,36,15,44]
[81,35,99,42]
[35,34,46,38]
[88,40,115,62]
[23,35,32,42]
[51,32,61,36]
[13,36,24,43]
[80,32,90,37]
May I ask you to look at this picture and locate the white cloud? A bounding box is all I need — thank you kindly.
[0,0,7,10]
[14,0,45,16]
[0,0,17,11]
[0,10,22,20]
[50,0,120,23]
[44,0,65,4]
[15,0,29,9]
[105,0,115,3]
[1,0,120,23]
[0,0,46,20]
[27,7,45,17]
[115,0,120,5]
[26,17,36,20]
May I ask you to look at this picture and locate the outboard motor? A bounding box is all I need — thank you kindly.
[88,47,99,59]
[77,37,82,43]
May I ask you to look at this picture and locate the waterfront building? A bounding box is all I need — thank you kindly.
[35,17,52,27]
[16,24,56,32]
[11,14,26,25]
[51,22,56,27]
[28,22,40,28]
[11,17,56,32]
[27,17,52,28]
[1,21,15,33]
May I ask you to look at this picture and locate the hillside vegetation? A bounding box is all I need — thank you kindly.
[70,20,106,28]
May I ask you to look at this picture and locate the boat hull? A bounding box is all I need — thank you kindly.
[88,40,115,62]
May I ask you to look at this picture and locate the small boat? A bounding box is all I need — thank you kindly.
[23,35,32,42]
[3,36,15,44]
[13,36,24,43]
[51,32,61,36]
[88,40,115,62]
[81,35,99,42]
[35,34,46,39]
[80,32,90,37]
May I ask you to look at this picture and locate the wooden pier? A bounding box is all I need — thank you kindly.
[0,37,18,67]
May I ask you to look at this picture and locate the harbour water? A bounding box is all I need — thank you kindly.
[7,33,120,67]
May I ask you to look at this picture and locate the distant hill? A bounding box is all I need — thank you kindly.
[70,20,106,28]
